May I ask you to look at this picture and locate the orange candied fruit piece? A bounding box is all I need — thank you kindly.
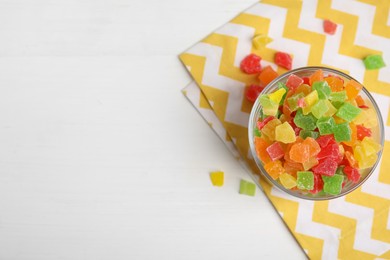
[258,66,279,85]
[254,136,271,164]
[309,69,324,86]
[264,160,285,180]
[295,84,311,96]
[303,137,321,157]
[345,151,359,168]
[355,95,365,107]
[289,142,310,163]
[325,76,344,92]
[283,161,303,178]
[345,79,363,100]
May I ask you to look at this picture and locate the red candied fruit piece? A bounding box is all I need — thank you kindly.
[308,174,324,194]
[312,158,338,176]
[257,116,276,130]
[343,166,361,183]
[323,19,337,35]
[356,125,372,141]
[285,74,304,91]
[274,52,292,70]
[316,135,334,148]
[240,54,262,74]
[266,142,285,161]
[302,77,310,85]
[245,84,265,102]
[317,141,339,160]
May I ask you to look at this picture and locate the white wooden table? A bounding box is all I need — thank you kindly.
[0,0,306,259]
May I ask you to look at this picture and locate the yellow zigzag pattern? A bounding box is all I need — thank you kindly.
[347,188,390,244]
[180,0,390,258]
[262,0,327,66]
[317,0,390,97]
[358,0,390,38]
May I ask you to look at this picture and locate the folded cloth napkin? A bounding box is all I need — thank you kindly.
[180,0,390,259]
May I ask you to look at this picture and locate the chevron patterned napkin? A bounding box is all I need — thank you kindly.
[180,0,390,259]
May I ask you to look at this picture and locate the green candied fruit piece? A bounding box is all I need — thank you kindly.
[322,174,344,195]
[239,179,256,196]
[329,91,347,102]
[254,128,261,137]
[333,122,351,142]
[311,100,329,119]
[316,116,336,135]
[259,94,279,116]
[299,129,319,139]
[336,103,361,122]
[287,92,304,112]
[293,109,318,131]
[363,54,386,70]
[312,81,331,99]
[332,101,344,109]
[277,82,289,104]
[297,171,314,190]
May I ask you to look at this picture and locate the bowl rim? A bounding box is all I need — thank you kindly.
[248,66,385,200]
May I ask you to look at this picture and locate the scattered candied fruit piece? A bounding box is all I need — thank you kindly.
[258,66,279,85]
[240,54,262,74]
[210,171,224,187]
[363,54,386,70]
[252,34,273,50]
[245,84,264,103]
[239,179,256,196]
[323,19,337,35]
[274,51,293,70]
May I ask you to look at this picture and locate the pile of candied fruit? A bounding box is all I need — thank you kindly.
[253,69,381,195]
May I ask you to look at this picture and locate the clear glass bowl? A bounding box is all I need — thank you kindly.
[248,66,385,200]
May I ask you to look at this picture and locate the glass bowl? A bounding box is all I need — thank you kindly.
[248,66,385,200]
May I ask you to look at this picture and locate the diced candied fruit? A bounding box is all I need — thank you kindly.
[274,52,292,70]
[323,19,337,35]
[259,66,279,85]
[240,54,262,74]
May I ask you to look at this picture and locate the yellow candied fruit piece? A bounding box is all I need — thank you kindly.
[334,115,346,124]
[275,121,296,144]
[279,173,297,189]
[354,145,378,169]
[323,99,337,117]
[361,137,382,156]
[261,118,282,141]
[302,90,319,115]
[302,157,318,171]
[269,88,286,104]
[353,108,368,125]
[363,108,378,128]
[252,34,273,50]
[210,171,224,187]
